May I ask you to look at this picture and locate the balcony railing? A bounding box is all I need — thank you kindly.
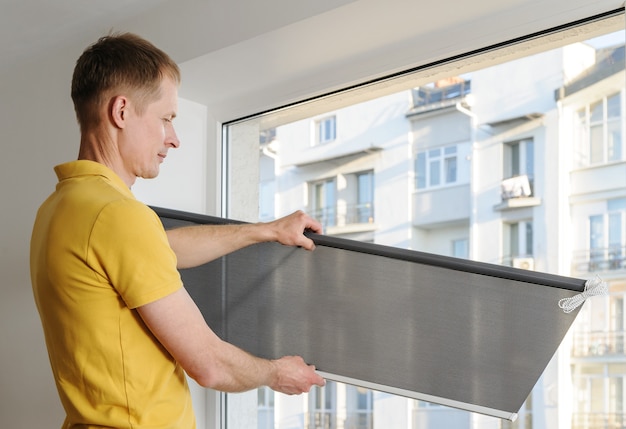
[572,245,626,274]
[307,411,336,429]
[573,412,626,429]
[571,331,625,357]
[411,81,471,108]
[303,411,372,429]
[344,411,373,429]
[311,203,374,229]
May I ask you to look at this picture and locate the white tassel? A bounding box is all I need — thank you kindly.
[558,276,608,313]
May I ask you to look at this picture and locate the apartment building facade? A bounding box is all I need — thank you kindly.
[256,40,626,429]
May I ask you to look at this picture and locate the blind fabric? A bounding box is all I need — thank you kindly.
[156,207,585,421]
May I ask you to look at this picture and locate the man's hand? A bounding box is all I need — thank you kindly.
[166,210,322,268]
[269,356,326,395]
[266,210,322,251]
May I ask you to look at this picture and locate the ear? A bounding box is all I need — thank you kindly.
[110,95,129,129]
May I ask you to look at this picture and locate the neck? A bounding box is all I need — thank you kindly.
[78,129,135,187]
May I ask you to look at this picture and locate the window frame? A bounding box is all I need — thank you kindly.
[575,92,625,166]
[415,144,458,190]
[314,115,337,146]
[216,15,624,428]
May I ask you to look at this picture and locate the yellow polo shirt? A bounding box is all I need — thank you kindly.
[30,160,195,429]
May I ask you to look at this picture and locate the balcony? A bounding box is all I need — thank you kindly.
[307,411,336,429]
[302,411,372,429]
[501,255,535,270]
[311,203,375,230]
[571,246,626,275]
[571,331,625,357]
[572,412,626,429]
[493,175,541,211]
[413,184,470,228]
[408,80,472,115]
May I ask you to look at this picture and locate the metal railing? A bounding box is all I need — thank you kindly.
[571,331,626,357]
[344,411,373,429]
[572,412,626,429]
[571,246,626,274]
[411,81,472,108]
[304,411,372,429]
[311,203,374,229]
[307,411,336,429]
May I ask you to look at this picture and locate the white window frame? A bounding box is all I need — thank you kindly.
[314,115,337,146]
[415,144,458,190]
[216,18,625,429]
[575,92,625,166]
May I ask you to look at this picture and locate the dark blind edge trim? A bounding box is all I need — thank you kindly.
[151,206,586,292]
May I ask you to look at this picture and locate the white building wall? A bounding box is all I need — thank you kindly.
[471,43,595,125]
[275,92,414,248]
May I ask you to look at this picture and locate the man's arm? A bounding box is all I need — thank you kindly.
[166,210,322,269]
[137,286,325,394]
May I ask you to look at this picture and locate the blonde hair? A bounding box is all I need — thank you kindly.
[71,32,181,132]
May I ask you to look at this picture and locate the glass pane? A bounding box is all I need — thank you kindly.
[415,152,426,189]
[453,238,469,259]
[428,148,441,158]
[444,146,457,155]
[222,26,625,429]
[574,108,589,167]
[525,222,533,256]
[590,123,604,163]
[445,156,457,183]
[525,140,534,178]
[590,214,605,269]
[511,142,520,176]
[357,172,373,223]
[510,223,520,257]
[608,118,623,161]
[429,158,441,186]
[608,198,626,211]
[325,180,336,227]
[607,93,621,118]
[590,99,604,123]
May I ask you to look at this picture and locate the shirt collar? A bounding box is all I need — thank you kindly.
[54,160,134,198]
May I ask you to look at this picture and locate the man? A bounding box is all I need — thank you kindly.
[30,32,325,429]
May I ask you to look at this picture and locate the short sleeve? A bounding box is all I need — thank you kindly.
[88,199,182,308]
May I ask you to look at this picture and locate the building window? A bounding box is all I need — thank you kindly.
[415,145,457,189]
[452,238,469,259]
[504,139,534,179]
[257,387,275,429]
[588,198,626,271]
[501,138,534,199]
[309,381,336,429]
[346,386,373,429]
[505,220,533,267]
[315,116,337,145]
[356,171,374,224]
[575,92,624,166]
[219,20,625,429]
[311,178,337,227]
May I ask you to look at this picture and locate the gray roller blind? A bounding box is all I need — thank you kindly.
[155,207,585,421]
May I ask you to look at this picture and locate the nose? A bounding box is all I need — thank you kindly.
[166,124,180,149]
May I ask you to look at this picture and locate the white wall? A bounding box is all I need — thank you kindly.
[0,34,214,429]
[133,97,208,213]
[1,0,622,427]
[0,41,82,427]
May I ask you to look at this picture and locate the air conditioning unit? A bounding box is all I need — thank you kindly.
[512,257,534,270]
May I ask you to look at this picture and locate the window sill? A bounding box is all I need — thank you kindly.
[493,197,542,211]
